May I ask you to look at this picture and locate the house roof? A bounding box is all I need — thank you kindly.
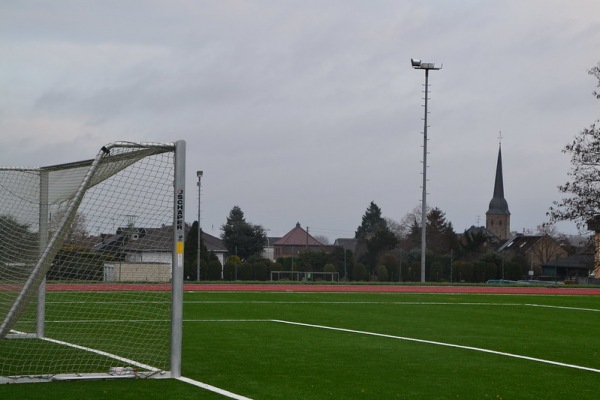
[464,225,499,241]
[201,231,227,253]
[541,253,593,269]
[334,238,357,252]
[274,223,322,246]
[265,236,282,246]
[95,226,228,255]
[497,234,543,254]
[94,226,174,253]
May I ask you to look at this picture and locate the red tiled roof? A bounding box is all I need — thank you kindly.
[274,223,322,246]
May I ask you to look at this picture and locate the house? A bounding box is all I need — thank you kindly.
[540,253,593,282]
[333,238,357,255]
[94,225,174,282]
[497,233,568,272]
[262,236,282,261]
[94,225,174,264]
[273,223,334,258]
[461,225,502,249]
[201,231,228,266]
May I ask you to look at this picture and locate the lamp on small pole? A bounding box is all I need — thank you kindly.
[196,170,203,281]
[411,58,442,283]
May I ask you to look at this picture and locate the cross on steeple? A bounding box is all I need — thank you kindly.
[498,131,503,145]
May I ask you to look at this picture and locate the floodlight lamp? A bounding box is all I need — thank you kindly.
[411,58,421,68]
[197,170,203,177]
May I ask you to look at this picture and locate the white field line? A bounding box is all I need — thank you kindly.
[11,328,253,399]
[272,320,600,374]
[177,376,253,400]
[35,301,600,397]
[183,300,600,312]
[524,303,600,312]
[9,329,160,372]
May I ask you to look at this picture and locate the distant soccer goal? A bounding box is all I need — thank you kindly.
[270,271,339,282]
[0,141,186,383]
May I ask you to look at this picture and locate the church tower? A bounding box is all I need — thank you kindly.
[486,144,510,240]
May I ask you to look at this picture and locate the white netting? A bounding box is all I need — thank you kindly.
[0,142,180,381]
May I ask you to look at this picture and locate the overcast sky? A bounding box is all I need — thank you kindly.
[2,1,600,241]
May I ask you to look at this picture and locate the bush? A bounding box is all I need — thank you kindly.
[207,260,222,280]
[376,265,388,282]
[223,262,235,280]
[352,263,369,281]
[324,263,337,273]
[223,256,242,281]
[453,261,474,282]
[429,261,444,282]
[253,261,268,281]
[238,263,253,281]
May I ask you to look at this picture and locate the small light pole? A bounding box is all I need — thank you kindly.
[411,58,442,283]
[196,171,203,281]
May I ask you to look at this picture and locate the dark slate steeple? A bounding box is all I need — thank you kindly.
[487,145,510,216]
[486,143,510,240]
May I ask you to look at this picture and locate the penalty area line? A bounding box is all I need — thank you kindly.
[272,320,600,374]
[177,376,253,400]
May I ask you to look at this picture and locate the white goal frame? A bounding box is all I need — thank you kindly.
[270,271,340,282]
[0,141,185,383]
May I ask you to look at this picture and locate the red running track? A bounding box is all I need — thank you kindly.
[40,283,600,295]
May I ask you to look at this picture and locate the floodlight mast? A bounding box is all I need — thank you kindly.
[411,58,441,283]
[196,170,203,282]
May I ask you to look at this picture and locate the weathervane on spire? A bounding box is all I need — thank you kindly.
[498,130,503,146]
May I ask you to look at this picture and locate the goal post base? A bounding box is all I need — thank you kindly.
[0,370,173,384]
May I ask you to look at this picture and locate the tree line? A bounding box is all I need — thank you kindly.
[185,61,600,283]
[183,201,550,283]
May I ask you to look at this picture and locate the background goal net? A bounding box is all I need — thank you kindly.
[0,141,185,383]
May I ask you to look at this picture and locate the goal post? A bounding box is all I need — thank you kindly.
[0,141,185,383]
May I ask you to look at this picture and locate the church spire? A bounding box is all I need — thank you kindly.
[492,144,505,200]
[486,140,510,240]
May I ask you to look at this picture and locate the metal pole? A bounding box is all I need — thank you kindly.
[420,69,429,283]
[344,248,347,281]
[196,171,203,281]
[37,170,49,338]
[171,140,186,378]
[411,59,440,283]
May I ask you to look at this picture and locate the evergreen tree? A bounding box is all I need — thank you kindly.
[354,202,398,272]
[406,207,457,255]
[221,206,266,260]
[355,201,384,239]
[184,221,209,280]
[426,207,458,255]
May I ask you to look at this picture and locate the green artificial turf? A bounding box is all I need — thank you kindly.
[2,291,600,399]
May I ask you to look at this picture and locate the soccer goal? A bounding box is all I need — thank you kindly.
[0,141,185,383]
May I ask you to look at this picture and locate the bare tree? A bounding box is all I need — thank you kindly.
[399,204,431,233]
[313,235,330,245]
[549,62,600,229]
[529,235,567,267]
[49,209,88,244]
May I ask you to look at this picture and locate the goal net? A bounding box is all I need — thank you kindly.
[0,141,185,383]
